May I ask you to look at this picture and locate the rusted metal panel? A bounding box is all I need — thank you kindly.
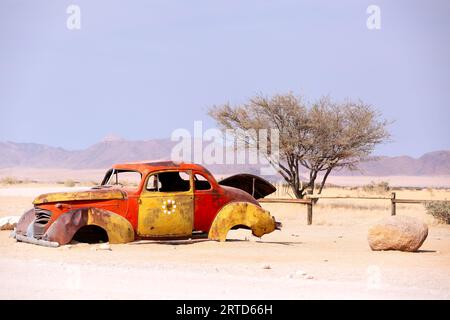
[138,193,194,237]
[208,202,278,242]
[219,174,276,199]
[33,189,127,205]
[42,207,134,245]
[14,208,35,236]
[137,169,195,237]
[43,208,89,244]
[193,189,227,232]
[33,207,52,239]
[15,234,60,248]
[86,208,135,243]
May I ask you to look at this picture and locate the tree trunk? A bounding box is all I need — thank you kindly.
[318,167,332,194]
[280,175,304,199]
[293,187,304,199]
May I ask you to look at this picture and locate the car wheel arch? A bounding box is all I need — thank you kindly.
[43,207,134,245]
[207,201,277,242]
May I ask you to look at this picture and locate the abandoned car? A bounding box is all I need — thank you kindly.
[14,161,280,247]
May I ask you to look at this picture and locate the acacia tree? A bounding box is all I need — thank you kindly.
[209,93,390,199]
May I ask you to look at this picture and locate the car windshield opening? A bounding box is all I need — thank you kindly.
[101,169,141,189]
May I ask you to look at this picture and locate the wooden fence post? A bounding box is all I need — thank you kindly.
[306,188,313,225]
[391,192,396,216]
[307,200,313,225]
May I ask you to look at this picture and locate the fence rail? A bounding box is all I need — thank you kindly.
[258,192,449,225]
[258,198,312,204]
[307,195,392,200]
[258,197,314,225]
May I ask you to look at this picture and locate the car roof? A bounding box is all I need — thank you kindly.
[111,161,212,175]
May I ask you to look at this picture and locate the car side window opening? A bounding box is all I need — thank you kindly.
[146,171,191,192]
[194,173,212,191]
[146,174,161,191]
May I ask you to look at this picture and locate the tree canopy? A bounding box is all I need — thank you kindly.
[209,93,390,198]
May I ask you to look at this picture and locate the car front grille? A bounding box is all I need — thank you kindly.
[33,207,52,239]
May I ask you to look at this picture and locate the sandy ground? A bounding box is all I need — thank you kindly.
[0,185,449,299]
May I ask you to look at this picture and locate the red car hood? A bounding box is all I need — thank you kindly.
[221,185,260,206]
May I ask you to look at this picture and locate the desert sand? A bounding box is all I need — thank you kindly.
[0,184,449,299]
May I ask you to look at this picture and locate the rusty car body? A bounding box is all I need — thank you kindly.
[14,161,280,247]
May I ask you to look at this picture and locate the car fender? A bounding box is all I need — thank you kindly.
[208,201,277,242]
[14,208,36,237]
[42,207,134,245]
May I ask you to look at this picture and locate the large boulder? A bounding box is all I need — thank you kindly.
[368,216,428,252]
[0,216,21,231]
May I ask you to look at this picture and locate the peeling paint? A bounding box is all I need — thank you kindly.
[33,190,126,205]
[208,202,277,242]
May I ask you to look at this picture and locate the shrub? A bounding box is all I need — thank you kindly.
[0,176,21,185]
[425,201,450,224]
[362,181,390,194]
[64,179,76,187]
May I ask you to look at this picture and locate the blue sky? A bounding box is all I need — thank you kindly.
[1,0,449,157]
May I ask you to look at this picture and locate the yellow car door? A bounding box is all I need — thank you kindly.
[137,170,194,237]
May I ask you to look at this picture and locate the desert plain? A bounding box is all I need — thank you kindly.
[0,170,449,299]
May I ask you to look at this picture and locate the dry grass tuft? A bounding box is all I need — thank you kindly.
[362,181,390,194]
[425,201,450,224]
[64,179,76,187]
[0,177,21,185]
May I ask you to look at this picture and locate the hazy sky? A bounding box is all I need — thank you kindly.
[1,0,449,157]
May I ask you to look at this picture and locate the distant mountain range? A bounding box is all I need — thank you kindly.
[335,150,450,176]
[0,139,449,176]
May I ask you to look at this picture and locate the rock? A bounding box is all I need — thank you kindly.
[368,216,428,252]
[295,270,307,277]
[0,216,20,230]
[289,270,313,280]
[91,243,112,251]
[98,243,112,251]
